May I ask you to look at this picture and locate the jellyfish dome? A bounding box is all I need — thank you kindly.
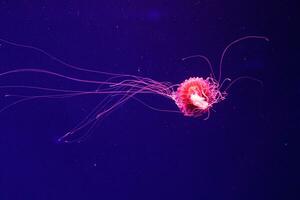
[173,77,225,117]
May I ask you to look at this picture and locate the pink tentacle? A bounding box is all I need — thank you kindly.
[218,35,269,83]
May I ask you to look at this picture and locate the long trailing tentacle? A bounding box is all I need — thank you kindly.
[57,95,118,143]
[0,38,140,77]
[58,86,148,143]
[223,76,263,92]
[218,35,269,83]
[132,96,181,114]
[0,38,169,83]
[0,67,175,98]
[182,54,216,80]
[0,77,178,143]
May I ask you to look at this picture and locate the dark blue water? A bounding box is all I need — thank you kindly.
[0,1,290,200]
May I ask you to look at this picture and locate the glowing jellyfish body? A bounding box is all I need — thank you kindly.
[0,36,268,143]
[173,77,225,118]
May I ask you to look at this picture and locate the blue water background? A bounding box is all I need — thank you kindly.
[0,1,290,200]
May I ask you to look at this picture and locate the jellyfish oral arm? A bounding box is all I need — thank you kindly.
[190,93,209,110]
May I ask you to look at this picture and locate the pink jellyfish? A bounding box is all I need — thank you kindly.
[0,36,269,143]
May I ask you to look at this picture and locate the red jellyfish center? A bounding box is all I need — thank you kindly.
[173,77,224,117]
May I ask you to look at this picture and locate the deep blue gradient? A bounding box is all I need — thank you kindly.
[0,1,290,200]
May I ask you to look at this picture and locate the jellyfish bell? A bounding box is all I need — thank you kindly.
[172,77,226,118]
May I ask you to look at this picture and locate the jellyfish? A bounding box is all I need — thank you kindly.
[0,36,269,143]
